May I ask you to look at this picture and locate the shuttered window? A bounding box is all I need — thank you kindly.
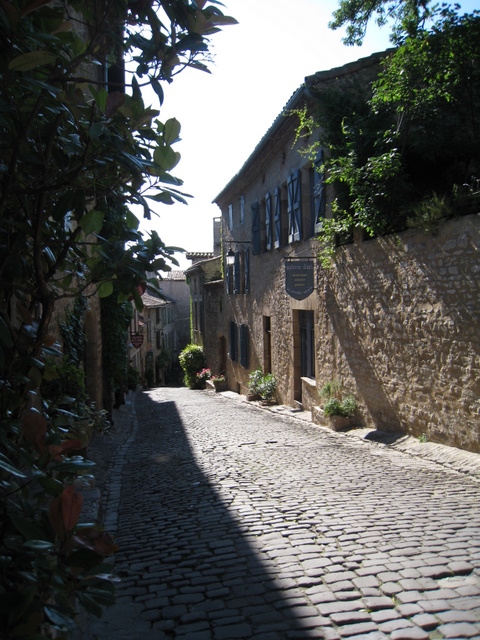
[287,169,302,243]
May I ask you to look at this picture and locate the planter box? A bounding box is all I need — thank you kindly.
[328,415,354,431]
[206,380,227,393]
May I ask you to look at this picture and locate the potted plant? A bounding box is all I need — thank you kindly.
[247,368,263,400]
[195,367,212,389]
[258,373,277,404]
[207,374,226,392]
[320,380,356,430]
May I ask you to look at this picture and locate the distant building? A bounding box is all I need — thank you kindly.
[160,270,190,352]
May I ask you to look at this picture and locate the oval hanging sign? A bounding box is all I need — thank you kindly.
[285,260,314,300]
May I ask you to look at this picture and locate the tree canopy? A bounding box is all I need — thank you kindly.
[0,1,236,637]
[300,2,480,264]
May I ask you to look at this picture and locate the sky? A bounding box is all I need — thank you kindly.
[135,0,464,270]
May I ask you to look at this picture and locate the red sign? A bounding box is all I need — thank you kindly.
[130,333,144,349]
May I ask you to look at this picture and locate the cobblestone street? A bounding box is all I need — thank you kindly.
[75,388,480,640]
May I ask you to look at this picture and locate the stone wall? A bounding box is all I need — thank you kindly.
[317,214,480,452]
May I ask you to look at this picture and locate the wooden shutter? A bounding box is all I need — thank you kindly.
[274,187,282,249]
[251,202,260,255]
[313,149,326,234]
[233,251,240,294]
[288,170,302,243]
[240,324,249,368]
[244,248,250,294]
[229,321,237,361]
[265,192,272,251]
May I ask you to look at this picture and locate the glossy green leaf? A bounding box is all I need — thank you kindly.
[9,50,57,71]
[79,209,104,236]
[98,280,114,298]
[163,117,181,145]
[153,145,181,171]
[0,316,13,348]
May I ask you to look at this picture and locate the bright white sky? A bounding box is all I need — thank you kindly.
[137,0,471,270]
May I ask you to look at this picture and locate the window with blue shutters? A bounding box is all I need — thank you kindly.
[287,169,302,243]
[239,324,249,368]
[251,202,261,255]
[274,186,282,249]
[265,192,273,251]
[229,321,238,361]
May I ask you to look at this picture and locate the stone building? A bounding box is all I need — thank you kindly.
[159,271,191,352]
[129,290,177,386]
[209,51,480,453]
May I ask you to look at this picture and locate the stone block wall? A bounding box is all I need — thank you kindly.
[316,214,480,452]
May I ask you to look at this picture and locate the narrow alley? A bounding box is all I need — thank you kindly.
[75,388,480,640]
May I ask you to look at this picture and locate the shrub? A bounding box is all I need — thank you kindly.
[258,373,277,402]
[179,344,206,388]
[248,368,264,395]
[320,380,356,417]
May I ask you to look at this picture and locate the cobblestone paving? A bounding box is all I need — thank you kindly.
[75,388,480,640]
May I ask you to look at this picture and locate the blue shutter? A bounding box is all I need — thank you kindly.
[274,187,282,249]
[244,248,250,294]
[265,192,273,251]
[251,202,260,255]
[233,251,240,294]
[313,149,326,234]
[240,324,249,368]
[288,170,302,243]
[229,321,238,361]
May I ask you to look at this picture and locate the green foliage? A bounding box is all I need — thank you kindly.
[320,380,356,417]
[248,369,277,402]
[248,368,264,395]
[323,396,357,417]
[0,1,236,637]
[300,6,480,258]
[258,373,277,402]
[179,344,206,388]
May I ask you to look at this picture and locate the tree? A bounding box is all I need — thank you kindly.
[0,1,236,637]
[300,3,480,263]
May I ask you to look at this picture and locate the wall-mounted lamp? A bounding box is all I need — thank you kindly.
[225,247,236,267]
[225,241,251,267]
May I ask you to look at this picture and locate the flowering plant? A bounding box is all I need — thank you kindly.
[196,368,212,383]
[211,374,225,383]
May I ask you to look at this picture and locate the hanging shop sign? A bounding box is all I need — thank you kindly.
[285,259,314,300]
[130,332,144,349]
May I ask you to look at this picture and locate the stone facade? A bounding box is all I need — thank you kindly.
[159,271,190,352]
[208,52,480,453]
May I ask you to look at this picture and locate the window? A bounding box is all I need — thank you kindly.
[239,324,249,368]
[156,331,161,349]
[229,321,238,361]
[228,203,233,230]
[300,310,315,379]
[156,307,160,324]
[239,195,245,224]
[287,169,302,243]
[265,192,273,251]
